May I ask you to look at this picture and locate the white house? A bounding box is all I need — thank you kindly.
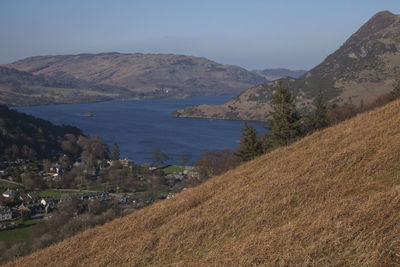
[40,198,47,206]
[2,189,15,199]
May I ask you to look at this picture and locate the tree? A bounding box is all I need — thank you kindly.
[179,154,189,166]
[152,149,161,165]
[312,89,328,129]
[193,149,241,183]
[59,155,71,170]
[304,89,328,132]
[143,175,162,202]
[21,145,36,159]
[236,123,262,161]
[88,199,103,215]
[21,173,45,190]
[5,145,19,160]
[77,136,109,168]
[42,159,52,172]
[56,195,81,217]
[159,151,169,165]
[266,81,301,147]
[261,133,273,153]
[110,143,120,161]
[152,149,169,165]
[61,134,80,158]
[326,96,356,124]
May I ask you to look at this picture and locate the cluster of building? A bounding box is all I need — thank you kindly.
[1,189,43,224]
[0,159,32,181]
[0,156,199,228]
[0,187,136,226]
[41,163,63,180]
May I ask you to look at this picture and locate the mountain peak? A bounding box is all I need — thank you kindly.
[373,10,396,18]
[349,10,398,42]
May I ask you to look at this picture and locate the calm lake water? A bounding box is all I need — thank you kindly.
[15,96,266,165]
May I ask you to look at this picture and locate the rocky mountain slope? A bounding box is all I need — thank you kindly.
[6,97,400,266]
[4,53,267,104]
[0,66,133,106]
[252,68,307,80]
[174,11,400,121]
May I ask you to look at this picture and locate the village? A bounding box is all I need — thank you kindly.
[0,189,130,229]
[0,156,198,231]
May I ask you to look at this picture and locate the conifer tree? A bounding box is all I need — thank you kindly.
[304,89,328,132]
[236,123,262,161]
[266,81,301,147]
[314,89,328,129]
[261,133,273,153]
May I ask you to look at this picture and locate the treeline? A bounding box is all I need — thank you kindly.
[0,105,83,161]
[191,79,400,183]
[236,79,400,161]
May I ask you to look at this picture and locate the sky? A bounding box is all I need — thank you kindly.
[0,0,399,70]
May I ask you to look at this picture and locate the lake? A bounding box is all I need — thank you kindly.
[15,96,266,165]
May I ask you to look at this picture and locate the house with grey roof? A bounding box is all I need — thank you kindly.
[0,207,12,221]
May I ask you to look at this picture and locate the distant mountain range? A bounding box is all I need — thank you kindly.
[1,53,268,106]
[251,68,307,80]
[173,11,400,121]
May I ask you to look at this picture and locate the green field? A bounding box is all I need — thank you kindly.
[162,165,185,175]
[0,219,48,244]
[37,189,73,198]
[37,189,97,198]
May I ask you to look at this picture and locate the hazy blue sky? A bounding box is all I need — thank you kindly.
[1,0,399,70]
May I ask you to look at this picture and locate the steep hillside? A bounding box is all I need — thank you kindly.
[0,105,83,160]
[174,11,400,121]
[252,68,307,80]
[0,66,131,106]
[7,98,400,266]
[5,53,267,101]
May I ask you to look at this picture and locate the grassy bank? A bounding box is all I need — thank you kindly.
[0,219,48,244]
[162,165,185,175]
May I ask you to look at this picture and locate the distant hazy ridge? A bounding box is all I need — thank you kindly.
[1,53,268,106]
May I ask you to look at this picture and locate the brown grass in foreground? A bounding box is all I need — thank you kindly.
[6,99,400,266]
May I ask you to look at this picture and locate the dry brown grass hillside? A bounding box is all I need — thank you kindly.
[6,99,400,266]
